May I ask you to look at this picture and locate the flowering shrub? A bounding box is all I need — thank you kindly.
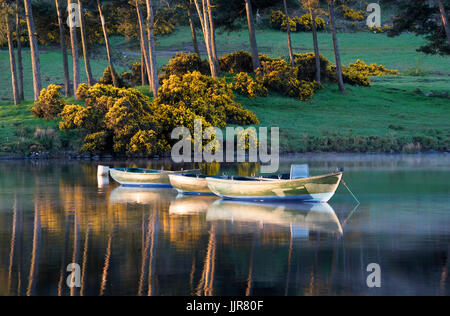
[298,81,323,101]
[270,11,285,30]
[237,128,259,151]
[122,62,144,87]
[326,59,397,86]
[342,6,365,21]
[219,51,254,74]
[326,65,370,86]
[369,25,392,33]
[157,4,188,26]
[81,131,110,153]
[159,53,210,82]
[294,53,331,81]
[233,72,268,98]
[347,60,399,76]
[155,71,259,127]
[282,17,298,32]
[99,66,127,88]
[292,14,326,32]
[154,17,175,35]
[256,58,322,101]
[60,77,259,156]
[60,84,157,154]
[270,11,325,32]
[32,85,67,120]
[127,130,169,155]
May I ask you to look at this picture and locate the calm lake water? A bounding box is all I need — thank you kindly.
[0,154,449,296]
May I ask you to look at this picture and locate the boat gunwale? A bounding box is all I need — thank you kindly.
[111,168,201,175]
[206,172,343,185]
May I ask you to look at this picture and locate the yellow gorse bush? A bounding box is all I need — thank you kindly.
[326,60,398,86]
[154,18,175,35]
[270,11,325,32]
[342,5,365,21]
[255,57,323,101]
[160,53,210,82]
[369,25,392,33]
[348,60,399,76]
[233,72,268,98]
[156,71,259,127]
[219,51,254,74]
[292,14,326,32]
[32,84,67,120]
[56,72,259,156]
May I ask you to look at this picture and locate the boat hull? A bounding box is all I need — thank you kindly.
[168,174,214,195]
[110,168,200,187]
[109,186,177,204]
[207,200,343,236]
[206,172,343,202]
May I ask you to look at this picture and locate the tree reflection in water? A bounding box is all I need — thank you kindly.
[0,158,449,296]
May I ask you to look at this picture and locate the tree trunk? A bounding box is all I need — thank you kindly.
[97,0,118,87]
[193,0,218,77]
[188,0,200,56]
[55,0,71,97]
[5,13,19,105]
[244,0,261,71]
[23,0,42,101]
[136,0,153,91]
[283,0,295,67]
[309,4,321,82]
[15,0,24,101]
[436,0,450,47]
[328,1,346,94]
[145,0,160,97]
[78,0,94,86]
[207,0,220,73]
[68,0,80,96]
[140,44,147,86]
[202,0,218,76]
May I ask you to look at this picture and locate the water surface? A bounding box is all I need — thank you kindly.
[0,154,449,296]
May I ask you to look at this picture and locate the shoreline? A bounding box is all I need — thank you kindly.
[1,150,448,161]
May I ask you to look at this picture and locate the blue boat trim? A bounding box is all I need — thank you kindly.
[121,183,173,189]
[175,189,217,196]
[217,192,335,203]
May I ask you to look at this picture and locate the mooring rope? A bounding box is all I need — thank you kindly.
[341,179,360,205]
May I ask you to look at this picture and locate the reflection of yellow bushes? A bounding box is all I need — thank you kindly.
[198,162,221,175]
[237,162,260,177]
[159,211,205,251]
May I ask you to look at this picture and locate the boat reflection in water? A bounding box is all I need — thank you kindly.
[169,195,220,216]
[109,186,177,205]
[206,200,343,239]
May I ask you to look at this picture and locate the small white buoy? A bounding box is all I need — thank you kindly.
[97,165,110,177]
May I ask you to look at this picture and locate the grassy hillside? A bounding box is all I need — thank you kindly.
[0,27,449,155]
